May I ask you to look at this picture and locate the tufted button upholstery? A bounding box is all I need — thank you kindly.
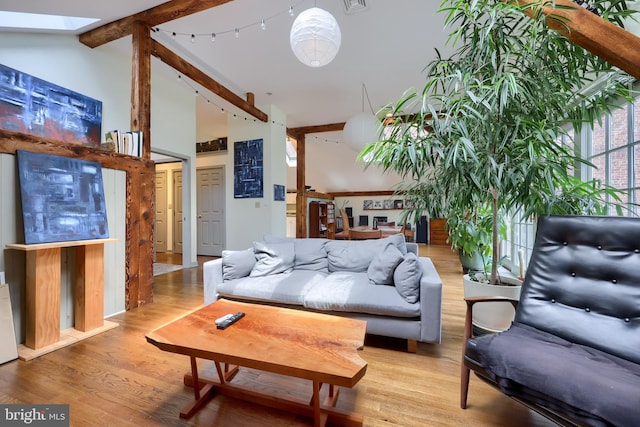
[514,215,640,365]
[462,215,640,426]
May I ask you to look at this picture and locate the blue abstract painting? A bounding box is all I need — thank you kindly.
[234,139,263,198]
[274,184,285,201]
[17,150,110,244]
[0,64,102,146]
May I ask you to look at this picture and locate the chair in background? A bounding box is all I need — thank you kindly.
[335,208,351,239]
[349,229,382,240]
[358,215,369,226]
[401,221,415,242]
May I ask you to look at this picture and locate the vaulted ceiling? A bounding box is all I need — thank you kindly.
[0,0,454,142]
[3,0,640,146]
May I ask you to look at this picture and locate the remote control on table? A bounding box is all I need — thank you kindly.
[214,313,233,325]
[216,312,245,329]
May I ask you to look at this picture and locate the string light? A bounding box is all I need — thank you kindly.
[155,1,305,44]
[164,60,345,145]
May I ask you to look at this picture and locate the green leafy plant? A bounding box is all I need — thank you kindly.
[362,0,634,284]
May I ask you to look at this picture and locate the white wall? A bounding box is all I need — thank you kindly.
[293,132,404,193]
[0,32,196,342]
[197,104,287,249]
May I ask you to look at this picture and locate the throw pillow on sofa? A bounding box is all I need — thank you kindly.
[222,248,256,280]
[367,243,404,285]
[250,241,295,277]
[263,235,329,272]
[394,252,423,303]
[326,233,407,272]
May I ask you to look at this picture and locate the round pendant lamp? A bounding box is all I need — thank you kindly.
[344,83,381,151]
[343,112,380,151]
[290,7,341,68]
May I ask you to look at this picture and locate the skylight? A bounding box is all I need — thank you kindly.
[0,11,99,31]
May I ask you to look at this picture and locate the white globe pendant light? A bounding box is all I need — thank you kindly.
[290,7,341,67]
[344,83,381,151]
[343,112,380,152]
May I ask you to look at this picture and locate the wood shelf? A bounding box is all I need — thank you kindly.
[308,201,335,239]
[6,238,118,251]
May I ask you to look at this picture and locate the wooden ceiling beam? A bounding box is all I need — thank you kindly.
[288,122,346,136]
[79,0,234,48]
[514,0,640,80]
[151,39,268,122]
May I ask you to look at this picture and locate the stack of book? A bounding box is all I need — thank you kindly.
[104,130,143,157]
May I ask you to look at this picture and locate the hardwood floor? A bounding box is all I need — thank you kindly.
[0,247,556,426]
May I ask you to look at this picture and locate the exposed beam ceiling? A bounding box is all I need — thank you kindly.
[79,0,234,48]
[517,0,640,80]
[151,39,268,122]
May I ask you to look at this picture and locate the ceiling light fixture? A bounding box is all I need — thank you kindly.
[343,83,381,152]
[289,7,341,68]
[343,0,368,14]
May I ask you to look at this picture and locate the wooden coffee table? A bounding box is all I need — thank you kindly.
[146,299,368,427]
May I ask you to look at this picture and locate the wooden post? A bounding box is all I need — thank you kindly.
[295,133,307,238]
[74,243,105,332]
[25,248,61,349]
[131,20,152,159]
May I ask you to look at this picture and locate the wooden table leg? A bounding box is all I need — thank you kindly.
[179,357,214,419]
[182,369,362,426]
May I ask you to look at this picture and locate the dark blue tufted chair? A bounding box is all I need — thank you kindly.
[461,215,640,427]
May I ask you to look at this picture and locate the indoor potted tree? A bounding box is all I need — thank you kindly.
[362,0,633,330]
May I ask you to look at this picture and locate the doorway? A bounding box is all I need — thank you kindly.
[154,170,168,254]
[173,170,183,254]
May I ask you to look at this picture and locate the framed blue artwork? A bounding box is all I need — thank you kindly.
[0,64,102,147]
[17,150,110,244]
[234,138,263,198]
[274,184,285,201]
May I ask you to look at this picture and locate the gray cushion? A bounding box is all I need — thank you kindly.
[250,241,295,277]
[367,243,404,285]
[263,235,329,272]
[218,270,327,305]
[222,249,255,280]
[304,272,420,317]
[394,252,423,303]
[325,234,408,272]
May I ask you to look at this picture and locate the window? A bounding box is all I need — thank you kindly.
[505,84,640,273]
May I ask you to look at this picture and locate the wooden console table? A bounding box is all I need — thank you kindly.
[6,238,118,360]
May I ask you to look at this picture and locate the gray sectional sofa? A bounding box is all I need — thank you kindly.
[203,234,442,350]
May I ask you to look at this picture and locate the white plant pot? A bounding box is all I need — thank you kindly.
[463,273,522,333]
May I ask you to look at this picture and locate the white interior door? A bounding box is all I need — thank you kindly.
[154,170,167,253]
[173,171,183,254]
[197,166,225,256]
